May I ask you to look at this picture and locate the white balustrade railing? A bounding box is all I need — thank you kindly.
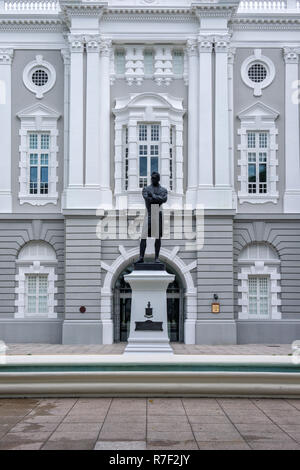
[0,0,300,15]
[3,1,60,12]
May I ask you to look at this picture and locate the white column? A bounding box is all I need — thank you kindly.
[186,39,198,208]
[85,35,101,189]
[228,47,237,207]
[214,35,230,188]
[128,119,138,191]
[283,47,300,213]
[99,39,113,208]
[61,48,70,190]
[68,35,84,188]
[160,120,170,189]
[197,36,213,205]
[0,49,13,212]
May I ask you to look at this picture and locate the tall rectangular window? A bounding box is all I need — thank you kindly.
[169,126,175,191]
[28,132,49,195]
[247,131,268,194]
[26,274,49,315]
[248,276,269,317]
[124,126,129,190]
[172,50,184,76]
[115,49,126,74]
[138,124,160,188]
[144,50,154,75]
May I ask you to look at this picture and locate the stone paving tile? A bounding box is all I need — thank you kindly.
[62,414,106,423]
[48,431,99,442]
[108,398,146,415]
[198,441,251,450]
[99,427,146,441]
[188,414,231,424]
[147,399,186,415]
[191,423,238,433]
[287,399,300,410]
[263,410,300,425]
[253,399,296,411]
[21,415,65,424]
[194,431,243,442]
[147,441,199,450]
[95,441,147,450]
[8,421,58,433]
[0,441,44,450]
[225,412,272,424]
[147,422,192,432]
[42,440,96,450]
[147,431,194,441]
[1,431,53,443]
[248,440,300,450]
[234,424,293,442]
[55,422,102,433]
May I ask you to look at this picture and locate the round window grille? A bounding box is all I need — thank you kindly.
[31,69,49,87]
[247,63,267,83]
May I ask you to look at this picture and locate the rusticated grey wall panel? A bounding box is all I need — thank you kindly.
[64,217,102,319]
[197,216,234,319]
[0,217,64,319]
[234,217,300,320]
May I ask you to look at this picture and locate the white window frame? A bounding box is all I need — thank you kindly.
[23,55,56,99]
[17,103,60,206]
[25,273,49,316]
[15,241,58,319]
[241,49,275,97]
[138,123,160,188]
[238,244,281,320]
[237,101,279,204]
[113,92,185,208]
[247,275,271,319]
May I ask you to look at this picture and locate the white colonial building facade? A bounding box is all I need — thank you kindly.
[0,0,300,344]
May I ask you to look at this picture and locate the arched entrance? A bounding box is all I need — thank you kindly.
[113,263,184,343]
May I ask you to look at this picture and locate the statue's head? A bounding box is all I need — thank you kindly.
[151,171,160,186]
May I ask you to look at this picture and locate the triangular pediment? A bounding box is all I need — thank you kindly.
[17,103,60,120]
[238,101,279,120]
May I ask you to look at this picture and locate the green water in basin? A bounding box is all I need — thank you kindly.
[0,363,300,373]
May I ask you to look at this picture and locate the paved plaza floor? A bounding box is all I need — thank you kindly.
[0,343,298,450]
[5,343,292,356]
[0,397,300,450]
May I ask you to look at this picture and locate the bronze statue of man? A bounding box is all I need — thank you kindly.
[136,171,167,263]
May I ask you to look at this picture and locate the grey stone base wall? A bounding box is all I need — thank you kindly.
[237,320,300,344]
[62,320,103,344]
[196,320,237,345]
[0,320,62,344]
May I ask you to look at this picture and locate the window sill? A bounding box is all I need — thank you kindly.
[238,194,279,204]
[19,195,58,206]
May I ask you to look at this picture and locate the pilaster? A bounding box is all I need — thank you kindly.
[185,39,198,208]
[283,47,300,213]
[0,49,14,213]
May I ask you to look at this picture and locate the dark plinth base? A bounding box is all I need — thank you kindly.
[135,320,163,331]
[134,262,166,271]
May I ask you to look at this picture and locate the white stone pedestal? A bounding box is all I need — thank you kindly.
[124,268,174,354]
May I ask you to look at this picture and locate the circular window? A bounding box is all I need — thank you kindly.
[31,69,49,87]
[241,51,275,97]
[23,55,56,99]
[247,63,267,83]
